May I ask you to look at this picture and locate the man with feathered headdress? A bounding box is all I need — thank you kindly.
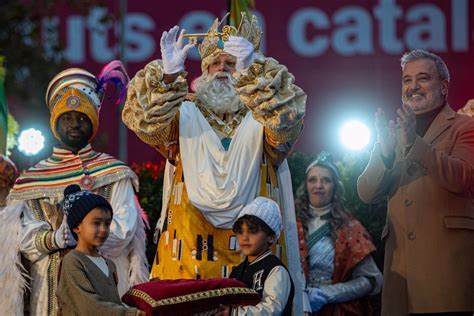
[123,13,305,314]
[3,61,149,316]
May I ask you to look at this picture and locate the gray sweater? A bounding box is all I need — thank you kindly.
[57,250,137,316]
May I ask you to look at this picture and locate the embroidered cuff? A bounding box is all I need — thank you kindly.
[35,229,57,253]
[135,124,173,147]
[265,120,303,146]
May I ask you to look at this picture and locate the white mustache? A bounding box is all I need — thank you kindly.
[208,71,234,82]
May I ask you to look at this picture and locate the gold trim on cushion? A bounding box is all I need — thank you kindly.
[127,286,258,308]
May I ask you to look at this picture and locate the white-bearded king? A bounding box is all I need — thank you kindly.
[122,13,306,314]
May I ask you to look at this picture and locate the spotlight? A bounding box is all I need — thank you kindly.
[18,128,45,156]
[339,120,370,150]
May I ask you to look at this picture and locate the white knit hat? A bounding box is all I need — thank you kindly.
[238,197,282,240]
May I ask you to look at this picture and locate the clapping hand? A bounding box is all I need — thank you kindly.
[396,103,417,149]
[375,108,397,159]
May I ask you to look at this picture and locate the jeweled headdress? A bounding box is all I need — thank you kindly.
[189,12,263,72]
[46,61,129,141]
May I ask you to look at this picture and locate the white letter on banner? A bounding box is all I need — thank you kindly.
[452,0,468,51]
[405,4,447,51]
[64,16,85,63]
[333,6,373,55]
[288,8,330,57]
[124,13,156,62]
[374,0,403,54]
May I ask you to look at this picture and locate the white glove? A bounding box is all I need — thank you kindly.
[308,287,329,312]
[54,218,76,249]
[160,25,195,74]
[223,36,255,71]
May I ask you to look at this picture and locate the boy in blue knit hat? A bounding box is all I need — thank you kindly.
[56,184,144,315]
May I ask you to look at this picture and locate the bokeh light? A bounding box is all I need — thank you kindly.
[18,128,45,156]
[339,120,370,150]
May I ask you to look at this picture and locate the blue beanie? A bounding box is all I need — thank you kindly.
[63,184,113,239]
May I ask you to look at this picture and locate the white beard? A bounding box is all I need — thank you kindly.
[195,72,243,115]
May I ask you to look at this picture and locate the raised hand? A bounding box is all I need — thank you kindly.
[375,108,397,159]
[54,216,76,249]
[160,25,195,74]
[223,36,255,71]
[396,103,417,149]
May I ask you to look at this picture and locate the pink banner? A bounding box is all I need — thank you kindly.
[37,0,474,161]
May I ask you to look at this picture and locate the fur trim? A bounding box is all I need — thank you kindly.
[128,205,150,286]
[0,202,29,315]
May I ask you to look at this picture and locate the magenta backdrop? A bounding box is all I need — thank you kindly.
[22,1,474,162]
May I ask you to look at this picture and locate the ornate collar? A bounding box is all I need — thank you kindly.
[196,100,248,137]
[10,144,137,201]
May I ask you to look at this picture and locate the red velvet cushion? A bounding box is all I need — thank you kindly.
[122,278,260,315]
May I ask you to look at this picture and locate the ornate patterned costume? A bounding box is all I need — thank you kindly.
[122,13,306,314]
[9,146,149,316]
[3,63,149,316]
[298,206,382,316]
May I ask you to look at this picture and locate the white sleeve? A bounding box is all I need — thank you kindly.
[301,270,312,313]
[317,255,382,304]
[235,266,291,316]
[18,201,52,263]
[99,179,139,258]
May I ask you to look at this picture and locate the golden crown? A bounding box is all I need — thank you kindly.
[184,12,263,60]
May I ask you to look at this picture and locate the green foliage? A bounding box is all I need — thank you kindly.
[131,160,165,266]
[336,152,387,259]
[287,151,318,194]
[228,0,255,26]
[7,113,19,156]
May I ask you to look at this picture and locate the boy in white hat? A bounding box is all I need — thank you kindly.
[218,197,294,316]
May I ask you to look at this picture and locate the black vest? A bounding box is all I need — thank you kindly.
[230,252,294,316]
